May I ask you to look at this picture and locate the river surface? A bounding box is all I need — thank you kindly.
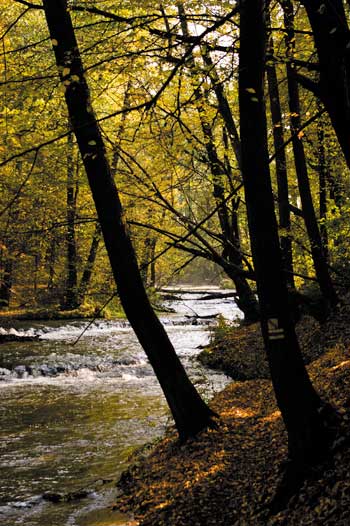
[0,288,240,526]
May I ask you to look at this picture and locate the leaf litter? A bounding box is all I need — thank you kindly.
[114,298,350,526]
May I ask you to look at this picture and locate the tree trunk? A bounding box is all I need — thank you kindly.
[46,235,57,290]
[140,235,152,285]
[42,0,215,441]
[200,45,242,170]
[0,162,21,309]
[301,0,350,169]
[266,27,294,288]
[317,110,328,259]
[177,2,259,323]
[239,0,333,464]
[149,237,157,287]
[283,0,337,312]
[61,129,79,310]
[0,257,13,308]
[78,223,101,304]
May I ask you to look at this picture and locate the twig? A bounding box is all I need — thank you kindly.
[72,292,117,345]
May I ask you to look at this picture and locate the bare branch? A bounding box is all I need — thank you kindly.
[269,109,325,163]
[1,7,31,40]
[0,151,38,218]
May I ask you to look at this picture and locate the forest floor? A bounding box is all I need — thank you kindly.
[114,297,350,525]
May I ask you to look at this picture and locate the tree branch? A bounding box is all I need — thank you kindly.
[295,73,320,96]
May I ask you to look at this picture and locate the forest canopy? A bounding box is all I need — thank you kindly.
[2,0,349,317]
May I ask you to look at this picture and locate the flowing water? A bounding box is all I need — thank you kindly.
[0,289,240,526]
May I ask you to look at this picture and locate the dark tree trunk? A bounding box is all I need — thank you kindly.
[61,129,79,310]
[266,28,294,289]
[328,168,344,209]
[0,163,21,308]
[140,235,152,285]
[301,0,350,169]
[283,0,337,312]
[177,2,259,323]
[239,0,333,464]
[0,257,13,308]
[46,235,57,290]
[111,81,131,176]
[78,223,101,304]
[317,110,328,259]
[139,235,157,288]
[149,237,157,287]
[200,45,242,170]
[42,0,215,441]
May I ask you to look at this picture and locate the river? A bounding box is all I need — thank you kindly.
[0,288,240,526]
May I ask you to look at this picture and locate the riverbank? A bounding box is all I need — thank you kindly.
[0,299,173,326]
[114,300,350,525]
[0,305,107,322]
[198,315,324,380]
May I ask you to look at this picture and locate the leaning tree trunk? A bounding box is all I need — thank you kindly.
[77,84,131,306]
[42,0,215,441]
[239,0,334,465]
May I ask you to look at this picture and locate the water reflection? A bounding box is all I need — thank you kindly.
[0,289,239,525]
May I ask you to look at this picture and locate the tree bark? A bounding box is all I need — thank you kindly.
[42,0,215,441]
[46,235,57,290]
[317,110,328,259]
[283,0,337,312]
[300,0,350,169]
[149,237,157,287]
[61,128,79,310]
[239,0,333,464]
[0,257,13,308]
[78,223,101,304]
[77,84,130,307]
[200,45,242,170]
[266,27,294,288]
[177,2,259,323]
